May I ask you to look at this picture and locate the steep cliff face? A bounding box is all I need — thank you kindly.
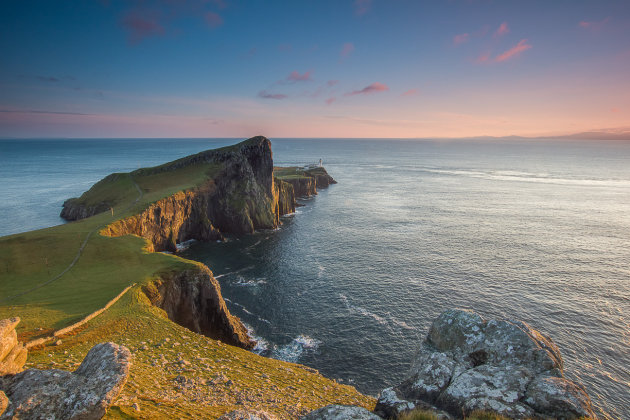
[282,177,317,198]
[304,167,337,189]
[99,136,296,252]
[143,265,254,349]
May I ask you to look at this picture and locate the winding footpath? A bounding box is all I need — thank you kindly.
[0,176,143,303]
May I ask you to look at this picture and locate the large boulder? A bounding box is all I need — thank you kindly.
[376,309,594,419]
[1,342,131,419]
[0,318,27,375]
[301,404,381,420]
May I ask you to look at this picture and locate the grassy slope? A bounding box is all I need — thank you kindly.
[0,150,374,418]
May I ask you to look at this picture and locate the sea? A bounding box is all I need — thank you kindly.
[1,138,628,419]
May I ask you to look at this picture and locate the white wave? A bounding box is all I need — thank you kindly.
[214,265,255,279]
[175,239,197,251]
[423,168,630,187]
[271,335,322,363]
[234,275,267,287]
[340,294,416,331]
[243,323,269,355]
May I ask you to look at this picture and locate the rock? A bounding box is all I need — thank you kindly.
[0,318,27,375]
[301,405,381,420]
[0,342,131,419]
[218,409,279,420]
[0,392,7,416]
[377,309,595,419]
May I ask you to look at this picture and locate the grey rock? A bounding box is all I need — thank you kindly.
[525,375,594,419]
[377,309,595,419]
[301,404,381,420]
[1,342,131,420]
[0,317,27,375]
[218,409,279,420]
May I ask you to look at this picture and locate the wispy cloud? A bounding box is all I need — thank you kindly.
[354,0,371,16]
[204,12,223,28]
[453,33,469,45]
[340,42,355,58]
[345,82,389,96]
[286,71,312,83]
[494,39,532,62]
[0,109,94,116]
[121,10,165,43]
[401,89,418,97]
[258,90,288,100]
[327,80,339,87]
[579,17,610,31]
[475,51,491,64]
[494,22,509,37]
[325,97,336,105]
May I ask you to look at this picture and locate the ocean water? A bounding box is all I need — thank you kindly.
[1,138,629,418]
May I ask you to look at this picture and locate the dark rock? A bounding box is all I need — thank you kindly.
[301,404,381,420]
[376,309,595,419]
[142,266,254,349]
[0,342,131,420]
[0,318,27,375]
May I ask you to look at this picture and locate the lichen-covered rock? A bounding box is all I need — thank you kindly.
[525,375,595,419]
[0,318,27,375]
[0,342,131,420]
[218,409,279,420]
[376,309,595,419]
[301,404,381,420]
[374,387,416,418]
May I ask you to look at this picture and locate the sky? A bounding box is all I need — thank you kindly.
[1,0,629,138]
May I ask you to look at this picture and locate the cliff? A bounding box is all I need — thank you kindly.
[143,265,254,349]
[273,166,337,198]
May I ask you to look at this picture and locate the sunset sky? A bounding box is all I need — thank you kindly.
[1,0,629,138]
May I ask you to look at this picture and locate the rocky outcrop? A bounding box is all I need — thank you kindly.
[0,318,27,375]
[60,198,109,221]
[304,167,337,189]
[143,265,254,349]
[301,404,381,420]
[218,410,279,420]
[99,137,297,252]
[375,309,594,419]
[282,176,317,198]
[0,342,131,419]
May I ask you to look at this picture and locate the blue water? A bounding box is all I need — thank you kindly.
[1,138,629,418]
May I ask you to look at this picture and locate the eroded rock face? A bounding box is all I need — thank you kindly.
[301,404,381,420]
[0,342,131,420]
[143,266,254,349]
[0,391,7,417]
[0,318,27,375]
[376,309,594,419]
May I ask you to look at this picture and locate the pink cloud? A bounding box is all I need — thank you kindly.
[204,12,223,28]
[258,90,287,100]
[453,33,469,45]
[494,22,509,37]
[286,71,312,82]
[579,17,610,31]
[401,89,418,97]
[341,42,355,58]
[345,82,389,96]
[475,51,492,64]
[121,10,165,43]
[354,0,371,16]
[326,97,336,105]
[327,80,339,87]
[494,39,532,62]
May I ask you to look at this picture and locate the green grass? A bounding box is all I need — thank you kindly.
[0,140,375,418]
[273,166,313,180]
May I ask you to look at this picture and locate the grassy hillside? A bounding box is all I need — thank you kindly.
[0,140,373,418]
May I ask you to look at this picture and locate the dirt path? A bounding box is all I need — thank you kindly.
[1,176,143,303]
